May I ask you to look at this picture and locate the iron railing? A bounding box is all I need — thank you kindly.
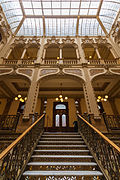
[77,114,120,180]
[0,114,20,131]
[102,113,120,131]
[0,114,45,180]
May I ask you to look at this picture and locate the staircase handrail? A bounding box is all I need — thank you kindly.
[0,114,45,180]
[77,114,120,179]
[78,114,120,153]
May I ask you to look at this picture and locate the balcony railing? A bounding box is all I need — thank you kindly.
[2,59,35,65]
[88,59,120,65]
[0,114,20,131]
[43,59,79,65]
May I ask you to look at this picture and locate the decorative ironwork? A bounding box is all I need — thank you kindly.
[77,114,120,180]
[102,113,120,131]
[0,114,20,131]
[0,114,45,180]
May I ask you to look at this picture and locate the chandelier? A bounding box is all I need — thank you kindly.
[55,83,68,102]
[97,95,108,102]
[15,95,27,103]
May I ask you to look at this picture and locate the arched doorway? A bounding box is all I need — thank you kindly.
[53,102,69,131]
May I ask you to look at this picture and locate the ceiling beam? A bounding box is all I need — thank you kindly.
[97,16,109,36]
[43,16,46,37]
[76,16,80,36]
[97,0,103,16]
[109,9,120,35]
[19,0,25,16]
[26,15,97,19]
[14,17,25,36]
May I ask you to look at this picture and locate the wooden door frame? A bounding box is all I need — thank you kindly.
[53,102,69,130]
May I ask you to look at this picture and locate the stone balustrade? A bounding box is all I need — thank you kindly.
[88,59,120,65]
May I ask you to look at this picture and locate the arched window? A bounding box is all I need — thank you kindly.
[55,114,60,127]
[62,114,66,127]
[55,104,66,110]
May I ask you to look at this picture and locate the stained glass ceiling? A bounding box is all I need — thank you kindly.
[0,0,120,37]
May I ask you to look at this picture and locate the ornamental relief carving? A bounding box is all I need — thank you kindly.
[61,36,78,48]
[40,69,58,76]
[110,69,120,75]
[12,36,27,48]
[45,36,60,48]
[18,69,33,77]
[26,37,40,48]
[64,69,83,77]
[89,69,105,76]
[81,37,94,46]
[0,69,12,75]
[95,37,107,44]
[0,21,10,43]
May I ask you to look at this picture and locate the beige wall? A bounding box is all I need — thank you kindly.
[80,98,87,114]
[0,98,7,115]
[35,98,41,114]
[45,98,77,128]
[102,101,114,115]
[8,100,20,115]
[115,98,120,114]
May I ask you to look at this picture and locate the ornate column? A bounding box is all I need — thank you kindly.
[94,45,101,60]
[60,47,62,59]
[83,68,99,117]
[21,48,27,59]
[23,68,39,120]
[36,37,45,63]
[5,47,13,59]
[107,37,120,57]
[109,46,119,59]
[76,37,87,63]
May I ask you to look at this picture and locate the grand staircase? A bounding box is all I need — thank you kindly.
[21,132,103,180]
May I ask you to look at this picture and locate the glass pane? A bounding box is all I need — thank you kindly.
[62,114,66,127]
[55,114,60,127]
[55,104,66,110]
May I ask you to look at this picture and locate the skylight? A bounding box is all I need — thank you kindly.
[0,0,120,36]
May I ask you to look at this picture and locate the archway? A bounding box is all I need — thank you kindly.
[38,73,85,131]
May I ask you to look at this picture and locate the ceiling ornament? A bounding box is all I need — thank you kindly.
[26,37,40,48]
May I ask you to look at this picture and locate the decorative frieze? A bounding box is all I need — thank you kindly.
[0,69,12,75]
[18,69,33,77]
[45,36,60,48]
[64,69,83,77]
[40,69,58,76]
[89,69,105,77]
[27,37,40,48]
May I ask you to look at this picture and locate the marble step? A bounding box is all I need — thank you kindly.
[32,155,93,158]
[34,150,89,152]
[28,162,97,166]
[27,162,98,171]
[23,170,103,176]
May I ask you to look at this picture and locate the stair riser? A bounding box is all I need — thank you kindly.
[31,157,93,162]
[26,165,97,171]
[33,151,90,155]
[36,146,88,150]
[38,142,85,145]
[22,175,103,179]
